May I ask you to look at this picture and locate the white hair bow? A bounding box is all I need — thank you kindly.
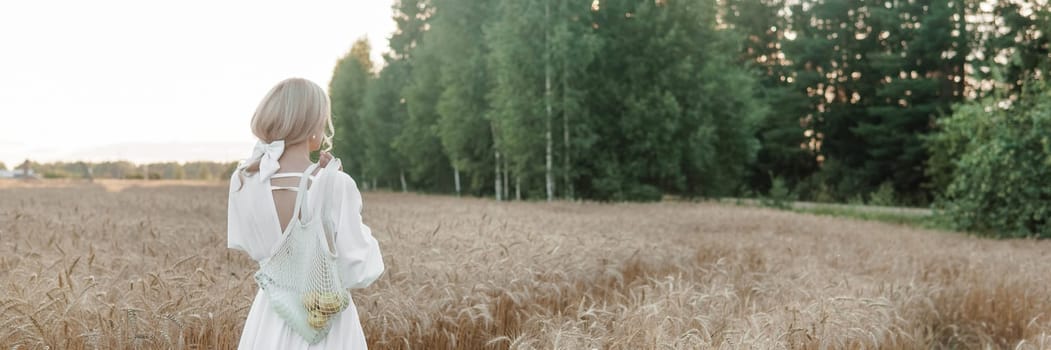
[249,140,285,179]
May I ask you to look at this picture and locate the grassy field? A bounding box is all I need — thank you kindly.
[722,198,940,230]
[1,179,1050,349]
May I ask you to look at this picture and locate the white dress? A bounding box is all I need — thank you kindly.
[227,159,384,349]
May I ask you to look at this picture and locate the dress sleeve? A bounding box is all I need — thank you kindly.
[226,168,250,254]
[325,165,385,289]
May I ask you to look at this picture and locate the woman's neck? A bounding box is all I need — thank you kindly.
[279,142,313,170]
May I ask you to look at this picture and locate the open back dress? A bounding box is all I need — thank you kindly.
[227,159,384,349]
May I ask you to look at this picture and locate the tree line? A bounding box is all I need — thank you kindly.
[12,160,238,180]
[330,0,1048,208]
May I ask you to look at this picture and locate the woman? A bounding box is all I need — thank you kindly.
[227,78,384,349]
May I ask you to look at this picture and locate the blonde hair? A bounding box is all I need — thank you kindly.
[251,78,334,153]
[236,78,335,179]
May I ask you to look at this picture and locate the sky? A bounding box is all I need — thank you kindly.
[0,0,396,167]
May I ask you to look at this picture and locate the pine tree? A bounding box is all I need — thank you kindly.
[856,0,968,204]
[724,0,819,195]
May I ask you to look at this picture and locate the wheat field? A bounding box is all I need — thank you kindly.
[1,179,1050,349]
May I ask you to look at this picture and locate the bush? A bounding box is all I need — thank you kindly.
[793,175,835,203]
[42,171,68,179]
[847,194,866,206]
[932,82,1051,238]
[867,182,897,207]
[624,184,663,202]
[760,176,796,210]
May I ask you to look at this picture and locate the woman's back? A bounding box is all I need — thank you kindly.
[266,161,320,233]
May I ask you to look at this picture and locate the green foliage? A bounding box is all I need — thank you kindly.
[329,38,373,179]
[325,0,1051,206]
[794,175,837,204]
[485,1,547,183]
[968,1,1051,97]
[17,161,232,180]
[574,0,763,201]
[934,81,1051,237]
[396,40,455,192]
[349,0,437,191]
[795,206,939,230]
[429,0,497,195]
[847,194,866,206]
[42,171,67,179]
[724,0,819,196]
[484,0,603,200]
[868,182,897,207]
[778,0,968,204]
[388,0,433,61]
[196,166,213,180]
[760,176,796,210]
[359,61,411,188]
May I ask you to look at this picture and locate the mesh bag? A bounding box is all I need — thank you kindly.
[254,164,350,344]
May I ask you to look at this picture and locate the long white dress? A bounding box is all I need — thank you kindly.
[227,159,384,349]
